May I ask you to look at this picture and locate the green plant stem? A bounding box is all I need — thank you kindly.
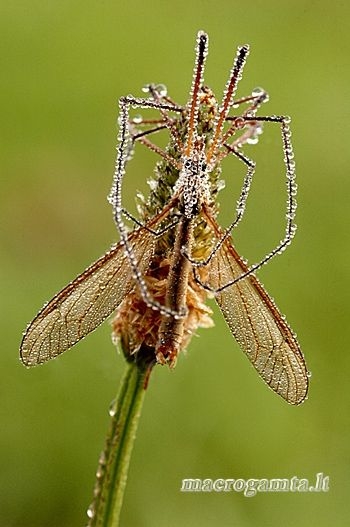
[88,359,150,527]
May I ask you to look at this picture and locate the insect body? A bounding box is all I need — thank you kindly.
[20,31,309,405]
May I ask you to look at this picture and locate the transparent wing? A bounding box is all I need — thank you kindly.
[20,226,157,366]
[207,236,308,405]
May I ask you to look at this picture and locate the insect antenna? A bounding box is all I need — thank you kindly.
[206,44,250,165]
[184,30,209,157]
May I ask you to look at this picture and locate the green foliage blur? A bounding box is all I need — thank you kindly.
[1,2,349,526]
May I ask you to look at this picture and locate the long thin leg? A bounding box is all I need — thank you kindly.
[183,147,256,266]
[133,134,181,169]
[231,90,266,108]
[124,122,169,164]
[131,124,168,140]
[119,96,183,162]
[193,115,297,292]
[145,84,185,150]
[220,89,268,147]
[110,95,184,318]
[130,117,167,125]
[122,207,180,236]
[121,95,183,113]
[206,44,250,165]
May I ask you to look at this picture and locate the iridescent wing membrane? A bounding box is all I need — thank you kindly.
[206,222,308,405]
[20,226,156,366]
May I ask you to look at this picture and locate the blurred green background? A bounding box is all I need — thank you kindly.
[1,1,349,526]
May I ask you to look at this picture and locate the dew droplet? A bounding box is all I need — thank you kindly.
[155,84,167,97]
[234,117,245,129]
[99,451,107,466]
[247,136,259,145]
[109,399,117,417]
[87,504,95,519]
[148,178,157,190]
[252,86,265,97]
[96,466,104,478]
[217,179,226,191]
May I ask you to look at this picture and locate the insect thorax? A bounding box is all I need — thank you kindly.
[174,152,211,219]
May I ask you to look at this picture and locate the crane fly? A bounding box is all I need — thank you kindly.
[20,31,309,405]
